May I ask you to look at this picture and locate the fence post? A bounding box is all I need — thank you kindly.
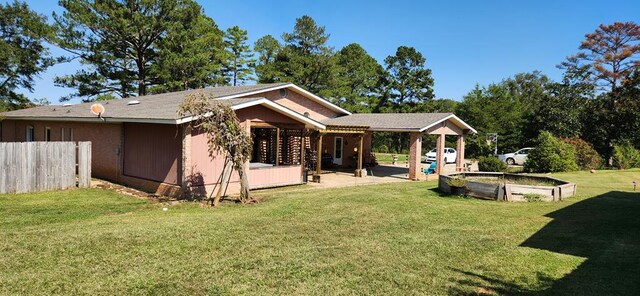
[77,142,92,188]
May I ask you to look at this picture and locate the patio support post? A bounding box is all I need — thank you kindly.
[408,132,422,180]
[436,133,445,174]
[456,135,465,171]
[356,134,364,177]
[275,128,280,166]
[314,134,323,182]
[300,129,306,181]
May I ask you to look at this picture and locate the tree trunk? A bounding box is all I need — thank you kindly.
[238,165,251,202]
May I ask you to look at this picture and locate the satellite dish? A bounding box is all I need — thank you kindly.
[90,103,105,116]
[90,103,106,121]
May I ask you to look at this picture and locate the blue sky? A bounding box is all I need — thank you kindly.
[11,0,640,103]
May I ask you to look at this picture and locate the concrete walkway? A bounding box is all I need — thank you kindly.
[306,161,478,189]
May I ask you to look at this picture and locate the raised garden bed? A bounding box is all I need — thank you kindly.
[439,172,577,202]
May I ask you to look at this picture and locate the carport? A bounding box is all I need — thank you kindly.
[319,113,476,180]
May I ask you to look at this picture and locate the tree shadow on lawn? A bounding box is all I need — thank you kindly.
[448,191,640,295]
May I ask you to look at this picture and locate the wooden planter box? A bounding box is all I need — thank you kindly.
[438,172,577,202]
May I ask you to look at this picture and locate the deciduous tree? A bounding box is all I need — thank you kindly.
[455,83,523,153]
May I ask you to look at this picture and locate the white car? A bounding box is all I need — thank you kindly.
[498,147,534,165]
[424,148,457,163]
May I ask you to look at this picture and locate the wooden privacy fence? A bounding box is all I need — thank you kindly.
[0,142,91,194]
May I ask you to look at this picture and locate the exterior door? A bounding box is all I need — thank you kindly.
[334,137,343,165]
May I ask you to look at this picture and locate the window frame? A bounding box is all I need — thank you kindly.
[45,127,51,142]
[26,125,35,142]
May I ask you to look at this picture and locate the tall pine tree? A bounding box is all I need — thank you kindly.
[256,16,335,94]
[254,35,282,83]
[380,46,434,113]
[223,26,255,86]
[53,0,224,101]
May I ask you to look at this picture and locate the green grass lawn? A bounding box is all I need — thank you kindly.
[1,170,639,295]
[375,152,409,163]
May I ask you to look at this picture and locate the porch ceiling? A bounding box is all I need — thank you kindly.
[321,113,477,134]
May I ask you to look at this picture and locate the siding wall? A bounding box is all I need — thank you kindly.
[235,105,300,125]
[188,104,306,195]
[246,89,341,121]
[0,120,121,181]
[248,165,302,189]
[122,123,182,185]
[319,132,373,168]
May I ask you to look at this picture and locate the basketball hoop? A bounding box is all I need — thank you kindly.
[486,133,498,155]
[90,103,106,121]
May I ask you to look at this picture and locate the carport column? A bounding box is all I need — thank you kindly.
[408,132,422,180]
[456,135,465,171]
[436,133,445,174]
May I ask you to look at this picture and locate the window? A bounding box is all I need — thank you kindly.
[250,127,303,167]
[45,127,51,142]
[26,126,34,142]
[61,127,74,141]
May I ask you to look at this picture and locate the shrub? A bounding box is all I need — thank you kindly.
[525,131,578,173]
[560,138,602,170]
[612,140,640,169]
[478,156,507,172]
[376,144,389,153]
[446,177,468,187]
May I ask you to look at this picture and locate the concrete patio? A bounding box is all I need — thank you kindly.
[307,161,478,189]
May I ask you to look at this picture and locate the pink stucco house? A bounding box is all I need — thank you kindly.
[0,83,475,197]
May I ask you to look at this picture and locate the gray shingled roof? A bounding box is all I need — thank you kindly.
[0,83,289,122]
[322,113,470,132]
